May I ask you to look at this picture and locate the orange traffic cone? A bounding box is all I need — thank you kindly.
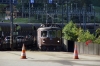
[21,44,27,59]
[73,44,79,59]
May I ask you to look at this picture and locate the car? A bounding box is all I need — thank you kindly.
[25,35,33,40]
[4,36,16,44]
[4,36,11,44]
[0,37,2,46]
[15,36,25,43]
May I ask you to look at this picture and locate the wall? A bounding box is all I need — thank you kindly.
[75,42,100,55]
[63,39,100,55]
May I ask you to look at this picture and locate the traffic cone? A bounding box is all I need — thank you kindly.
[21,44,27,59]
[73,44,79,59]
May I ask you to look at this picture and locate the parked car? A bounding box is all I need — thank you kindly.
[4,36,11,44]
[15,36,25,43]
[0,37,1,42]
[25,35,33,40]
[25,35,34,46]
[4,36,16,44]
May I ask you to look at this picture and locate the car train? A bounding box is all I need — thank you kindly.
[37,23,63,51]
[0,22,41,50]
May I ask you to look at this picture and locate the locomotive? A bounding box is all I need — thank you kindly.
[37,23,63,51]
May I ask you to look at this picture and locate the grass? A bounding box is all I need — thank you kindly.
[3,18,29,23]
[3,17,45,23]
[13,18,29,23]
[94,6,100,12]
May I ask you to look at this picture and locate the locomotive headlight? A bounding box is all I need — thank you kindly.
[57,40,60,43]
[42,40,45,43]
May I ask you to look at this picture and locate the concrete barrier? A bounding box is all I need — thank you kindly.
[63,39,100,55]
[93,43,99,55]
[79,42,84,54]
[99,45,100,55]
[76,42,100,55]
[84,43,89,54]
[88,43,93,54]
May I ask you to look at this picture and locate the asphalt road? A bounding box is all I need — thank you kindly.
[0,51,100,66]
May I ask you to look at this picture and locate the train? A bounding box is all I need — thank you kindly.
[0,22,100,51]
[37,23,63,51]
[0,22,41,50]
[0,22,64,51]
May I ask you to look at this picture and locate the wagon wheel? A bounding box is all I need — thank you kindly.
[49,46,54,51]
[55,46,61,51]
[41,46,46,51]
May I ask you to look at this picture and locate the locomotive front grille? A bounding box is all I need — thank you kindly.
[41,38,61,45]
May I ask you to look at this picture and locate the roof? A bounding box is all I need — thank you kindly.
[40,23,65,28]
[0,22,10,31]
[28,23,41,30]
[15,23,33,31]
[38,27,61,31]
[0,22,10,26]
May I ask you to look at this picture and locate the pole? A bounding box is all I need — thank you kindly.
[66,0,69,23]
[46,4,47,25]
[10,0,13,50]
[83,6,86,30]
[93,5,95,34]
[61,0,64,52]
[84,6,86,30]
[83,7,85,30]
[62,0,63,24]
[29,1,31,23]
[56,3,57,23]
[76,3,77,11]
[21,0,24,18]
[32,3,34,18]
[71,3,73,20]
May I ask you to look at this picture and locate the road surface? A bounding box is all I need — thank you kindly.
[0,51,100,66]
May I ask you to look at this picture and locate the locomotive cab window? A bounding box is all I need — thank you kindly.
[57,30,61,38]
[49,30,56,38]
[41,31,47,37]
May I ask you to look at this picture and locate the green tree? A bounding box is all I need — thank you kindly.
[62,21,78,41]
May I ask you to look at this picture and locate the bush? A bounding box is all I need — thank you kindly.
[94,36,100,44]
[94,28,100,44]
[62,21,78,41]
[95,28,100,37]
[62,21,97,44]
[77,29,95,42]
